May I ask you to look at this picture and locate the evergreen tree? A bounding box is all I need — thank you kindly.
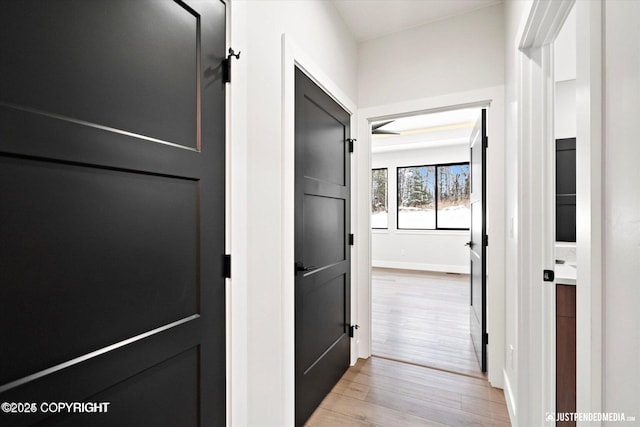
[463,166,470,197]
[371,169,387,212]
[438,167,448,206]
[452,171,461,202]
[408,168,425,207]
[398,168,412,208]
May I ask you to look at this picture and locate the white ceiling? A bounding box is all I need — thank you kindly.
[332,0,502,42]
[372,108,481,153]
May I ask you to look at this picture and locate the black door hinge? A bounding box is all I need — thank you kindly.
[347,138,356,153]
[484,234,489,247]
[222,48,241,84]
[348,234,354,246]
[349,324,360,338]
[484,136,489,148]
[543,269,555,282]
[223,254,231,278]
[484,333,489,345]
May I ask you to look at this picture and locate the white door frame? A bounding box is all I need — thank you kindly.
[281,33,358,427]
[355,85,506,388]
[516,0,603,424]
[574,1,604,420]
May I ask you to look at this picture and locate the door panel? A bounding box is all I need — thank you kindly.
[295,68,351,427]
[0,1,226,425]
[302,98,346,186]
[469,109,487,373]
[303,195,346,267]
[302,274,347,369]
[38,348,200,427]
[1,0,199,149]
[0,156,198,386]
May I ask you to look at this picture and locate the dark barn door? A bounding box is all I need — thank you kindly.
[469,109,487,373]
[294,68,351,427]
[0,1,226,426]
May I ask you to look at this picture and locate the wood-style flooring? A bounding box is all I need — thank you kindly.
[306,357,511,426]
[371,268,482,377]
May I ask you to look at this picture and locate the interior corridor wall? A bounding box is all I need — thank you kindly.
[230,1,357,425]
[357,2,505,109]
[602,0,640,420]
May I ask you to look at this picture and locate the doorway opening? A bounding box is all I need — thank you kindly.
[369,106,486,378]
[553,3,577,420]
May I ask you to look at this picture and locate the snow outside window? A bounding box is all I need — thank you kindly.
[397,163,470,230]
[371,168,388,229]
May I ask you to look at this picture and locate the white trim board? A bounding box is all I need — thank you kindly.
[228,0,248,426]
[281,33,358,427]
[356,85,506,389]
[503,368,517,422]
[516,15,558,422]
[574,0,603,420]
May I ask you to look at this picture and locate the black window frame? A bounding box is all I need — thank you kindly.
[371,167,389,229]
[397,161,470,231]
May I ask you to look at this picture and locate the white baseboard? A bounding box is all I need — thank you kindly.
[503,369,516,425]
[371,260,469,274]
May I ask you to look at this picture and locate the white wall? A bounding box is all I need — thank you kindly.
[555,80,576,140]
[356,3,506,388]
[554,6,576,141]
[603,1,640,421]
[371,145,470,273]
[554,6,576,83]
[230,1,357,426]
[358,2,504,108]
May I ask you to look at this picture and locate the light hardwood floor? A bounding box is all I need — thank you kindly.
[306,357,511,426]
[371,268,482,377]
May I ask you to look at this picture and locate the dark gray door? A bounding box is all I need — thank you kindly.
[0,1,226,425]
[469,109,487,373]
[294,68,351,427]
[556,138,577,242]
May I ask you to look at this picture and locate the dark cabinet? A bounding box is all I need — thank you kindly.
[556,284,576,426]
[556,138,576,242]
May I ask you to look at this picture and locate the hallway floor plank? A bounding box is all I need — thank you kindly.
[306,357,511,427]
[371,268,483,377]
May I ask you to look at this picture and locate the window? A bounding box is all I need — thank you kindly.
[436,163,471,229]
[371,168,388,229]
[397,166,436,229]
[397,163,470,230]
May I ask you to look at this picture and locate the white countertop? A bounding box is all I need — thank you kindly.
[556,262,576,286]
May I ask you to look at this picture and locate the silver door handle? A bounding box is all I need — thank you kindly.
[295,263,318,273]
